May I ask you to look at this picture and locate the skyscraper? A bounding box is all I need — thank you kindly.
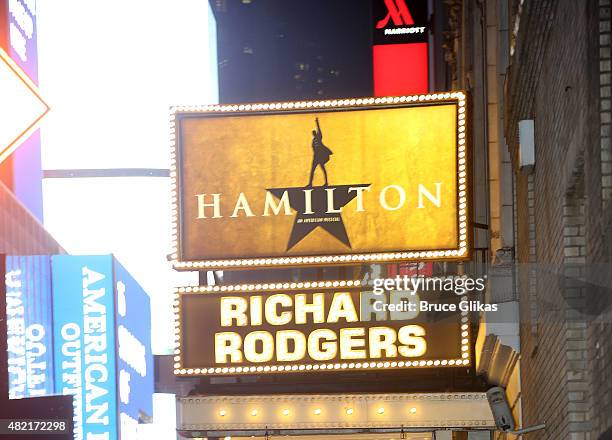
[210,0,373,103]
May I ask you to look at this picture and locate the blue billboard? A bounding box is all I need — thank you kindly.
[52,255,118,440]
[5,254,153,439]
[7,0,44,221]
[113,259,154,439]
[5,255,55,399]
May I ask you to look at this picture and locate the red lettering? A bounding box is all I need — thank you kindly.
[376,0,415,29]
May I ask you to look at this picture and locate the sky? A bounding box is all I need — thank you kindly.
[35,0,219,353]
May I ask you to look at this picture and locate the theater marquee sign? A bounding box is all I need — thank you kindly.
[173,281,471,376]
[170,92,469,270]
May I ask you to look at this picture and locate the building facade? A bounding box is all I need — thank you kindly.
[0,181,63,255]
[454,0,612,439]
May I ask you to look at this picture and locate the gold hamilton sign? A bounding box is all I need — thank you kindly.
[170,92,469,270]
[173,281,471,376]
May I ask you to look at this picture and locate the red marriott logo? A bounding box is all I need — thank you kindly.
[376,0,415,28]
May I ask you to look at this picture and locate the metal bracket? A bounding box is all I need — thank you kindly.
[507,423,546,435]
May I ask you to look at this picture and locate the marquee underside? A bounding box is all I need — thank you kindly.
[177,392,495,436]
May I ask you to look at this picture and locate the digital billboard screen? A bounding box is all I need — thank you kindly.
[7,0,45,221]
[4,254,154,439]
[372,0,429,45]
[113,259,154,438]
[52,255,118,440]
[5,255,54,399]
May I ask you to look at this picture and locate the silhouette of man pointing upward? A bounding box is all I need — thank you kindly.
[307,117,333,187]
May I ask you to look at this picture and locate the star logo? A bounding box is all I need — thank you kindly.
[267,184,370,250]
[265,117,371,251]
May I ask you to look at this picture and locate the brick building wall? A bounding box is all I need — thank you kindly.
[589,1,612,437]
[503,0,611,439]
[0,181,63,255]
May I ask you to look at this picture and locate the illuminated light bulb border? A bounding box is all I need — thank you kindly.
[176,392,493,431]
[168,93,470,270]
[181,391,488,405]
[173,289,183,371]
[173,279,362,294]
[168,104,180,260]
[172,287,472,376]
